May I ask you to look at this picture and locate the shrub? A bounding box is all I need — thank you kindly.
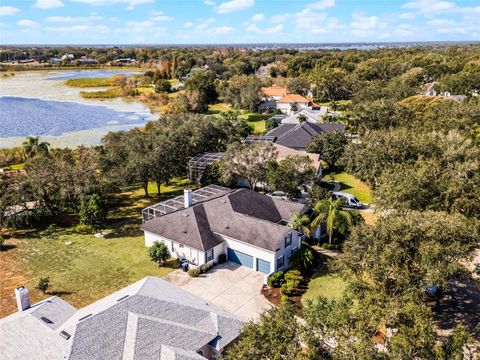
[289,243,315,272]
[284,270,303,283]
[36,277,50,294]
[243,113,271,122]
[281,294,290,304]
[79,194,108,232]
[148,242,171,266]
[188,268,200,277]
[475,263,480,276]
[218,254,227,264]
[200,263,212,273]
[74,224,93,234]
[267,271,284,287]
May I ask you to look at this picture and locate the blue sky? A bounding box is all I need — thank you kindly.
[0,0,479,44]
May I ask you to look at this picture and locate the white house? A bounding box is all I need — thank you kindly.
[276,94,311,114]
[141,186,307,278]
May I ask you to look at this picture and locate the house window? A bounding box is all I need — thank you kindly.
[205,248,214,262]
[285,232,292,248]
[276,256,284,269]
[179,244,184,248]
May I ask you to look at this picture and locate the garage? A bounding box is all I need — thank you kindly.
[256,258,271,274]
[227,248,253,268]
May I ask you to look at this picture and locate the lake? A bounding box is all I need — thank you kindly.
[45,70,141,81]
[0,70,155,148]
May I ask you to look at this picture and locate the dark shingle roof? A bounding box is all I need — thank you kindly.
[266,122,345,150]
[141,189,305,252]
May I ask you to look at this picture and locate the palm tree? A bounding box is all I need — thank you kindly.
[290,212,312,239]
[312,197,353,244]
[22,136,50,158]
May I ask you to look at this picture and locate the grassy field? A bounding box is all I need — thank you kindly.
[208,102,232,113]
[248,120,266,135]
[315,100,352,107]
[65,77,116,87]
[302,271,348,304]
[80,87,123,98]
[324,172,373,204]
[0,178,193,318]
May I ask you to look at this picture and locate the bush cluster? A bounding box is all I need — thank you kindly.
[267,271,284,287]
[280,270,304,296]
[188,262,215,277]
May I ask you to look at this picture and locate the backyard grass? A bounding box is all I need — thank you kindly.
[208,102,231,113]
[0,177,193,318]
[302,271,348,304]
[248,120,266,135]
[324,171,373,204]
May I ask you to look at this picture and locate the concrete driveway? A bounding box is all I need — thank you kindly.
[163,262,271,321]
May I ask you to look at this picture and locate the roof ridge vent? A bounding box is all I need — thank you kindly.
[78,313,92,321]
[60,330,71,340]
[40,316,53,324]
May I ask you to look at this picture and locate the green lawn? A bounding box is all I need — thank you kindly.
[302,272,348,304]
[16,232,174,308]
[208,102,232,113]
[1,163,25,171]
[248,120,266,135]
[65,77,116,87]
[132,178,193,198]
[324,172,373,204]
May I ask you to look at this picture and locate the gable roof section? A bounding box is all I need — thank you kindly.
[142,189,305,252]
[277,94,310,103]
[266,122,345,149]
[260,85,287,97]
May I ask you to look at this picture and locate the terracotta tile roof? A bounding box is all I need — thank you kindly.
[277,94,311,103]
[260,85,287,97]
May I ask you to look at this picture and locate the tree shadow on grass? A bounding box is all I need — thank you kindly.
[0,244,17,251]
[47,290,73,297]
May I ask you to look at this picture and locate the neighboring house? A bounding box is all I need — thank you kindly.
[260,85,287,101]
[50,57,61,64]
[276,94,312,114]
[0,277,244,360]
[110,58,137,66]
[61,53,74,62]
[422,81,438,96]
[256,62,275,78]
[258,100,277,113]
[272,143,322,179]
[280,107,329,124]
[142,186,306,277]
[265,122,345,151]
[77,56,97,65]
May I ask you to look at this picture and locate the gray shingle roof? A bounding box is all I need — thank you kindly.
[266,122,345,150]
[0,277,244,360]
[142,189,305,252]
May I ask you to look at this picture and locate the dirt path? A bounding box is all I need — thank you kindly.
[0,238,29,317]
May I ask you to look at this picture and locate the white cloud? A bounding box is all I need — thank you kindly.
[46,24,109,32]
[270,13,289,23]
[216,0,254,14]
[395,24,415,36]
[402,0,456,14]
[0,6,19,16]
[34,0,65,9]
[307,0,335,10]
[351,13,385,37]
[46,15,101,22]
[265,24,283,33]
[71,0,153,10]
[17,19,40,29]
[195,17,215,30]
[251,13,264,22]
[204,0,215,5]
[208,25,233,34]
[294,7,343,34]
[399,12,416,19]
[184,21,194,28]
[150,11,174,21]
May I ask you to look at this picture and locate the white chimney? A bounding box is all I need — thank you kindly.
[184,189,193,208]
[15,286,30,311]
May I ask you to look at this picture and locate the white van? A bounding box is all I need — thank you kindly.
[332,191,363,209]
